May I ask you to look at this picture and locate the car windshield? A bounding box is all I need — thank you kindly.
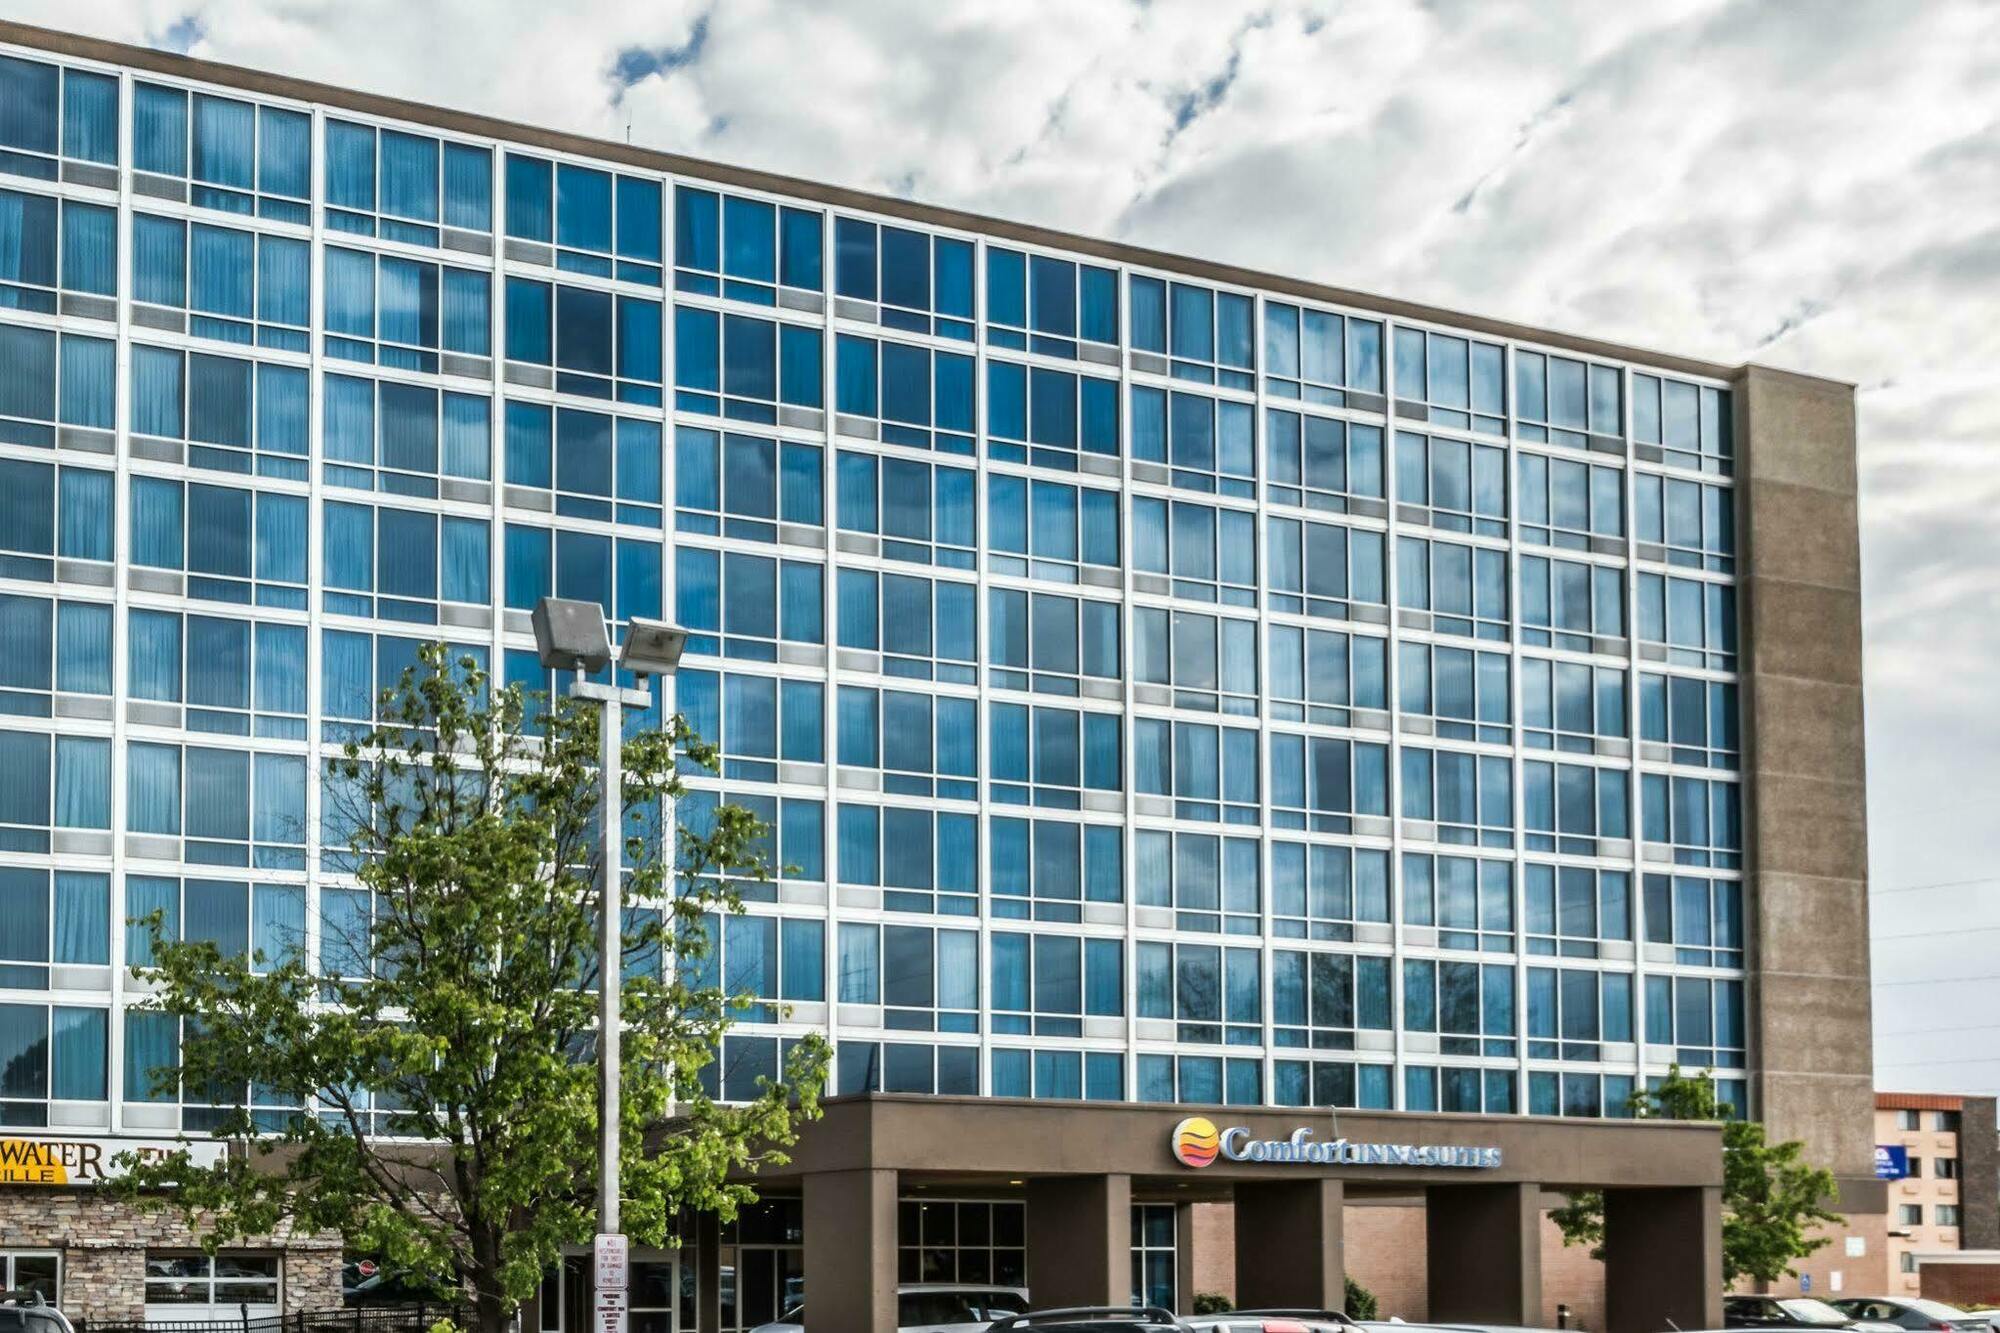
[899,1290,1030,1323]
[1781,1300,1858,1325]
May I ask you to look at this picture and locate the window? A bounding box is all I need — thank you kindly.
[1633,374,1732,475]
[0,591,113,714]
[1642,973,1745,1068]
[991,1046,1125,1102]
[1267,515,1390,622]
[684,912,825,1020]
[1136,940,1260,1046]
[1636,473,1734,573]
[676,668,824,782]
[674,425,819,540]
[1135,829,1258,935]
[1523,759,1629,855]
[132,83,308,222]
[1132,607,1254,715]
[130,345,310,478]
[1266,624,1388,727]
[1136,1052,1265,1107]
[126,745,308,868]
[1527,965,1634,1060]
[0,1002,109,1119]
[506,278,660,403]
[1938,1158,1961,1181]
[1131,1204,1176,1312]
[986,246,1116,358]
[1393,327,1505,435]
[143,1254,281,1309]
[1271,842,1390,940]
[502,404,661,522]
[1400,746,1514,848]
[676,306,824,426]
[673,787,823,891]
[988,704,1122,808]
[1263,301,1384,405]
[835,684,976,799]
[326,500,494,624]
[1405,854,1515,952]
[990,931,1122,1034]
[1937,1110,1963,1134]
[987,476,1120,584]
[1271,950,1394,1050]
[989,591,1121,697]
[1129,386,1255,497]
[1401,958,1516,1056]
[324,245,490,373]
[1521,657,1626,754]
[1896,1108,1921,1131]
[0,867,110,987]
[674,187,821,303]
[322,631,488,745]
[1275,1053,1395,1111]
[1516,350,1623,448]
[988,817,1123,921]
[1520,554,1626,652]
[1525,865,1631,957]
[325,373,491,496]
[1642,873,1744,969]
[835,803,978,916]
[835,334,975,453]
[1128,275,1254,389]
[131,477,307,609]
[1639,673,1738,769]
[131,212,310,351]
[0,187,116,313]
[834,568,973,683]
[834,451,976,569]
[1528,1069,1637,1119]
[1399,641,1511,744]
[0,457,113,580]
[1519,453,1625,551]
[1900,1252,1916,1274]
[0,54,118,181]
[1908,1157,1925,1179]
[838,217,973,339]
[1132,497,1257,607]
[1262,414,1383,521]
[678,548,823,661]
[1398,537,1509,641]
[1899,1203,1925,1227]
[325,119,491,246]
[985,361,1120,468]
[0,326,115,447]
[838,1040,980,1097]
[126,875,305,971]
[129,609,309,740]
[1269,732,1391,834]
[1636,572,1736,670]
[1133,717,1260,825]
[836,924,976,1024]
[505,155,662,283]
[1641,773,1741,868]
[899,1200,1026,1289]
[0,1251,60,1303]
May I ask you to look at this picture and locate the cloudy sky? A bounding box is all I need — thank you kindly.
[14,0,2000,1087]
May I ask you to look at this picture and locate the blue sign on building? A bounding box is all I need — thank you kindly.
[1876,1144,1911,1179]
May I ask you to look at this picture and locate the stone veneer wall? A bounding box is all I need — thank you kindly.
[0,1189,342,1322]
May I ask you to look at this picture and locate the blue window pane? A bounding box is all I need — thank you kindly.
[258,107,310,199]
[62,70,118,166]
[506,277,551,364]
[191,94,255,190]
[60,201,115,295]
[380,130,439,223]
[780,208,822,290]
[616,175,661,262]
[557,163,613,253]
[324,120,375,211]
[505,154,553,242]
[443,142,492,231]
[132,83,187,177]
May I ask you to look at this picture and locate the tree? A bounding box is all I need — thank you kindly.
[1549,1067,1841,1284]
[116,644,828,1333]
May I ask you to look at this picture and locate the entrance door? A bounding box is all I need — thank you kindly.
[0,1253,59,1305]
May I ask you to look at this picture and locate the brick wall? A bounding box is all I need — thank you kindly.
[0,1189,342,1322]
[1920,1260,2000,1306]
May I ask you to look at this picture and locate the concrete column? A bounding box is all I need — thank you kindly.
[1425,1182,1541,1324]
[1174,1202,1198,1315]
[1027,1173,1132,1309]
[1603,1186,1723,1333]
[694,1209,720,1333]
[1235,1178,1345,1312]
[802,1170,897,1333]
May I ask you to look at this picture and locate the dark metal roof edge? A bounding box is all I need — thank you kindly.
[2,18,1852,394]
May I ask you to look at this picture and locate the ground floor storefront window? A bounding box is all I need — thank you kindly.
[144,1252,281,1320]
[1131,1204,1176,1310]
[898,1199,1025,1287]
[1,1252,59,1303]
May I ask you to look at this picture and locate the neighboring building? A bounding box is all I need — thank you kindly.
[0,19,1874,1333]
[1874,1093,2000,1297]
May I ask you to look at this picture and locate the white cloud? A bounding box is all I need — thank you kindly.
[8,0,2000,1085]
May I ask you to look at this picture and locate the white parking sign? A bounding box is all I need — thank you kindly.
[594,1233,628,1291]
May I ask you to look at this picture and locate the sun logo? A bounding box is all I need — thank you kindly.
[1172,1116,1220,1168]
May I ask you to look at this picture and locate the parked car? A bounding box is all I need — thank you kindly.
[750,1283,1029,1332]
[1832,1301,1992,1332]
[0,1291,75,1333]
[1725,1296,1903,1332]
[988,1308,1191,1332]
[1185,1310,1357,1332]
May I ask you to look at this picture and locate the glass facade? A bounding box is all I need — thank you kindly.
[0,43,1748,1133]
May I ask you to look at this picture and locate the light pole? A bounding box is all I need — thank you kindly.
[530,597,686,1330]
